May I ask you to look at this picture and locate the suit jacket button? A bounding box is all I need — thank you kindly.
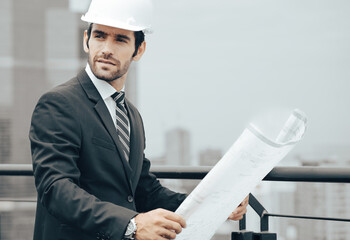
[127,195,134,203]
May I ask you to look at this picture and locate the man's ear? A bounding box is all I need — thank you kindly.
[133,41,146,61]
[83,30,89,53]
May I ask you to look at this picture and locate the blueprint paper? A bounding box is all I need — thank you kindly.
[175,109,307,240]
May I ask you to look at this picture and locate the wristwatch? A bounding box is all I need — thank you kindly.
[124,217,137,240]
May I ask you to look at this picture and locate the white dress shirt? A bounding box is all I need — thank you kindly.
[85,64,129,131]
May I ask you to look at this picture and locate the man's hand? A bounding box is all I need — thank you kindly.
[134,208,186,240]
[228,195,249,221]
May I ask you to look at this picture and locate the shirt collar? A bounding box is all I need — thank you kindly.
[85,63,125,101]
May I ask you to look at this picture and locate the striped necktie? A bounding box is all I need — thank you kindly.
[111,91,130,161]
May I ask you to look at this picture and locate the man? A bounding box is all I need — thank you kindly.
[29,0,248,239]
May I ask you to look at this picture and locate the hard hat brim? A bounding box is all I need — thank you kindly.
[81,15,152,33]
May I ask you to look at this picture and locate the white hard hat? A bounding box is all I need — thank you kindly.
[81,0,153,34]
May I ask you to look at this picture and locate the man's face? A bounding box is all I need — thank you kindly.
[84,24,141,82]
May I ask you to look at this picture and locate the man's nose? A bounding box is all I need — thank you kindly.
[101,39,114,56]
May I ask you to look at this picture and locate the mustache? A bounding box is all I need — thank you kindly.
[94,54,120,66]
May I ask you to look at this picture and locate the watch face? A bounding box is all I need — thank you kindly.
[125,219,137,236]
[125,225,133,235]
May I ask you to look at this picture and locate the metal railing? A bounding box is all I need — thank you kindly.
[1,164,350,238]
[2,164,350,182]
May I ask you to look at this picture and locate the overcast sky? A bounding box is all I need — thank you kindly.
[136,0,350,162]
[3,0,349,164]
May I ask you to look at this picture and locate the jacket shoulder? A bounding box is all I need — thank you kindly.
[39,71,88,104]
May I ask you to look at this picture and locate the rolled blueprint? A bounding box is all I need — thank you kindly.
[175,109,307,240]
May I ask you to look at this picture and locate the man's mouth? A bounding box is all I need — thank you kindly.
[97,58,116,66]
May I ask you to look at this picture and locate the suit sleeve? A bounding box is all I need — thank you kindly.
[135,156,187,213]
[30,91,136,239]
[133,111,187,213]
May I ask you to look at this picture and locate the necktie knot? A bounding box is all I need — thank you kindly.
[111,91,125,105]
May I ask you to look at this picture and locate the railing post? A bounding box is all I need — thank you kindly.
[232,231,277,240]
[239,214,246,230]
[260,210,269,232]
[231,231,254,240]
[232,194,277,240]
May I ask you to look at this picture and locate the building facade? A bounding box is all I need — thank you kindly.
[295,161,350,240]
[0,0,138,239]
[165,128,191,166]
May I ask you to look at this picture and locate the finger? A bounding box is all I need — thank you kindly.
[238,196,249,207]
[231,206,244,217]
[162,219,182,234]
[242,196,249,204]
[228,212,236,219]
[229,206,247,218]
[236,205,248,216]
[238,208,247,216]
[135,229,168,240]
[236,204,246,213]
[228,208,247,220]
[228,214,242,221]
[243,195,249,205]
[157,228,177,239]
[153,233,168,240]
[156,235,169,240]
[233,214,244,221]
[163,212,187,228]
[228,210,239,219]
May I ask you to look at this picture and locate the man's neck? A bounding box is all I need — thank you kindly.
[108,74,128,92]
[85,63,127,92]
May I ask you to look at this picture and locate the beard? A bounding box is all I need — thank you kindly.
[88,53,132,82]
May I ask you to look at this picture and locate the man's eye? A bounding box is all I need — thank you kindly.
[117,38,127,43]
[95,35,103,39]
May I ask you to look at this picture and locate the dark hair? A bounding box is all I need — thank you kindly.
[86,23,145,57]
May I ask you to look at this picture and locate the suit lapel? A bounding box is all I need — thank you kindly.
[77,70,133,191]
[94,101,133,175]
[125,99,144,192]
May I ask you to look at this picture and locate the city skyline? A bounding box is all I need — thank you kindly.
[0,0,349,239]
[1,0,350,165]
[137,0,350,162]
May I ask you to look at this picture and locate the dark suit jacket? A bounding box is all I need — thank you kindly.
[29,70,186,240]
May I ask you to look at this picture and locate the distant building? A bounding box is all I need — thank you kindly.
[0,107,11,164]
[125,63,139,107]
[271,185,298,240]
[150,155,166,166]
[0,105,12,229]
[0,0,139,239]
[199,148,222,166]
[165,128,191,166]
[0,92,11,240]
[1,0,138,165]
[295,160,350,240]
